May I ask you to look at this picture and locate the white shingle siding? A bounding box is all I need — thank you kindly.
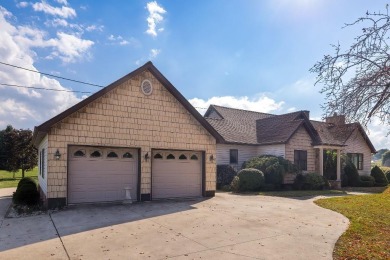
[38,134,48,196]
[343,130,372,175]
[216,144,257,170]
[257,144,285,157]
[216,143,286,171]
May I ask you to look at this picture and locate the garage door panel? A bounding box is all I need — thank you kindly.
[68,146,138,204]
[152,150,202,199]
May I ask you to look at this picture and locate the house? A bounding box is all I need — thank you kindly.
[204,105,376,183]
[33,62,222,209]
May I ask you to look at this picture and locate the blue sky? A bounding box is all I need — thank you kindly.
[0,0,389,149]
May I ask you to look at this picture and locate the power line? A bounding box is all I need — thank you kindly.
[0,61,105,88]
[0,83,92,94]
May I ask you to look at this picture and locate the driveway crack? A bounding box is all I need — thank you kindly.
[49,212,70,260]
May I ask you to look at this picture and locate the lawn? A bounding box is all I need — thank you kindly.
[0,168,38,189]
[258,189,347,197]
[315,187,390,260]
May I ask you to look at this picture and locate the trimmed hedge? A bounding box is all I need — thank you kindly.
[293,173,327,190]
[344,161,360,187]
[13,177,40,206]
[230,176,240,193]
[217,165,237,189]
[371,166,389,187]
[235,168,265,192]
[242,155,298,189]
[359,175,375,187]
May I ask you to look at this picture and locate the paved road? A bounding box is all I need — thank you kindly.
[0,190,349,260]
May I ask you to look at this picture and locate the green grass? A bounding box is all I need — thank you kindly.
[0,168,38,189]
[257,189,347,197]
[315,187,390,260]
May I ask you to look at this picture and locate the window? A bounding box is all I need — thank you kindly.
[107,151,118,158]
[39,150,42,177]
[90,150,102,158]
[167,154,175,159]
[123,152,133,158]
[230,149,238,164]
[41,148,45,179]
[153,153,163,159]
[190,154,198,160]
[179,154,187,160]
[294,150,307,171]
[348,153,363,170]
[74,150,86,157]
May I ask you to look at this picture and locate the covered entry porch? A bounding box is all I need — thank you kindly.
[314,145,344,188]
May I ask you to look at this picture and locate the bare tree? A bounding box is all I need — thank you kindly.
[310,7,390,129]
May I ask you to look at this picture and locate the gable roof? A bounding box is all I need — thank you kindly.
[33,62,223,146]
[204,105,376,152]
[310,120,376,153]
[255,112,320,145]
[204,105,273,144]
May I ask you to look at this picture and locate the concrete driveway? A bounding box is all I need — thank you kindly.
[0,190,349,260]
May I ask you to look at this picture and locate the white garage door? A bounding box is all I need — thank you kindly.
[68,146,138,204]
[152,150,202,199]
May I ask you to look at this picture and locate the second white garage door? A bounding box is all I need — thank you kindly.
[68,146,138,204]
[152,150,202,199]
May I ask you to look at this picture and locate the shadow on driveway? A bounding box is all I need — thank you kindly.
[0,195,204,253]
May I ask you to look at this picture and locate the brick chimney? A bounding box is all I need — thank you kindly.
[325,113,345,125]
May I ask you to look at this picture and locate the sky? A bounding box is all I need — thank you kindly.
[0,0,389,149]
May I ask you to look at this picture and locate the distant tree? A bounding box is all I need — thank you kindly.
[310,7,390,130]
[1,126,37,178]
[383,151,390,167]
[373,148,389,161]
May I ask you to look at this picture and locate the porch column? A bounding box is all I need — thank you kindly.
[336,149,341,181]
[319,147,324,176]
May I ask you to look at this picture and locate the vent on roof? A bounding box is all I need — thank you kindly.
[141,79,153,95]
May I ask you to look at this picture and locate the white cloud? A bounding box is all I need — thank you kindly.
[119,40,129,46]
[32,1,76,19]
[85,24,104,32]
[16,2,29,8]
[188,95,284,115]
[366,118,390,150]
[49,32,94,63]
[107,34,140,47]
[45,18,68,27]
[149,48,160,59]
[55,0,68,5]
[0,7,82,129]
[145,1,166,37]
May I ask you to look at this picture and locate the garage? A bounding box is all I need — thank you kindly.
[152,150,202,199]
[68,146,138,204]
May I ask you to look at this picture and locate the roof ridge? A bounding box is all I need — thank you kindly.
[211,104,275,116]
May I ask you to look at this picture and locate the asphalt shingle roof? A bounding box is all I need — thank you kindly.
[204,105,375,152]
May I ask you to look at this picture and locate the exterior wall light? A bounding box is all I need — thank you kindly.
[209,154,214,161]
[144,152,150,161]
[54,149,61,160]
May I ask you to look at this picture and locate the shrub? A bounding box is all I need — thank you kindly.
[236,168,265,192]
[216,165,237,189]
[17,177,37,189]
[341,173,349,187]
[380,167,390,183]
[382,151,390,166]
[293,173,305,190]
[370,166,389,187]
[359,175,375,187]
[293,173,327,190]
[13,178,40,206]
[242,155,297,189]
[230,176,240,193]
[344,161,360,186]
